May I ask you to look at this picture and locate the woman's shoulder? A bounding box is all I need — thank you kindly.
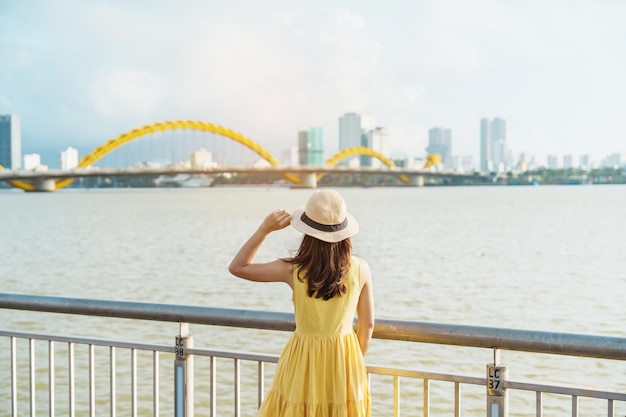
[349,256,371,286]
[354,257,372,287]
[350,255,370,269]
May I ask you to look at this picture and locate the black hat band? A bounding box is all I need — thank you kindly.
[300,212,348,232]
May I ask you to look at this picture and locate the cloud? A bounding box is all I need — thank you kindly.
[1,0,625,162]
[90,69,165,120]
[273,11,294,26]
[0,96,10,110]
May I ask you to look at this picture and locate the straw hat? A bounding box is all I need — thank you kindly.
[291,190,359,243]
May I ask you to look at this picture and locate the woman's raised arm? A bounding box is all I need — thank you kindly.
[228,209,294,286]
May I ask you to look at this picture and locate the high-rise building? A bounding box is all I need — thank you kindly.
[426,127,452,168]
[190,148,212,169]
[491,117,506,170]
[517,153,537,171]
[547,155,559,169]
[480,117,507,172]
[452,155,475,172]
[339,113,362,150]
[281,147,299,166]
[361,127,388,168]
[600,152,626,168]
[480,118,491,172]
[298,131,308,165]
[24,153,41,170]
[563,154,579,169]
[579,154,595,170]
[0,114,21,170]
[60,146,79,170]
[298,128,323,166]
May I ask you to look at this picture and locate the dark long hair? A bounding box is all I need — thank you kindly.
[291,234,352,300]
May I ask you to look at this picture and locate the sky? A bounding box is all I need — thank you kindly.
[1,0,625,167]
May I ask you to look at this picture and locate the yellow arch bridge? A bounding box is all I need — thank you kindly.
[0,120,441,191]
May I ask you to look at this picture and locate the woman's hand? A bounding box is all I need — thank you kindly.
[228,209,294,286]
[259,209,293,234]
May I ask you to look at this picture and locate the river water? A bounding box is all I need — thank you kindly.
[1,185,625,416]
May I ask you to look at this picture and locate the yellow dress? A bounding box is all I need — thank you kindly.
[257,256,371,417]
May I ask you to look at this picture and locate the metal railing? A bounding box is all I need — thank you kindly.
[1,292,626,417]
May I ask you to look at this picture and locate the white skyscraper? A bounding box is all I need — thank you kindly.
[372,127,389,157]
[362,127,389,168]
[491,117,506,171]
[0,114,21,170]
[480,117,507,172]
[23,153,41,170]
[60,146,79,170]
[579,154,595,170]
[190,148,213,169]
[547,155,559,169]
[563,154,579,169]
[601,152,626,168]
[480,118,491,172]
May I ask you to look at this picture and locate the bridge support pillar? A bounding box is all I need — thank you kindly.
[33,179,56,192]
[292,173,318,189]
[412,175,425,187]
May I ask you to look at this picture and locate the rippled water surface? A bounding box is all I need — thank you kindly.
[1,185,625,416]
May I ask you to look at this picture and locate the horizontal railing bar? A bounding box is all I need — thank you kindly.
[367,365,485,386]
[506,381,626,401]
[188,348,278,363]
[366,364,626,401]
[0,292,295,330]
[377,321,626,360]
[0,329,174,353]
[0,329,281,366]
[2,292,626,360]
[0,329,282,365]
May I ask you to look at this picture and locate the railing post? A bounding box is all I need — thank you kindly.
[486,349,508,417]
[175,323,194,417]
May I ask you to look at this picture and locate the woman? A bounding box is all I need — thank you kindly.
[229,189,375,417]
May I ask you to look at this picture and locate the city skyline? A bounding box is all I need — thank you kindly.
[1,1,625,166]
[2,110,624,172]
